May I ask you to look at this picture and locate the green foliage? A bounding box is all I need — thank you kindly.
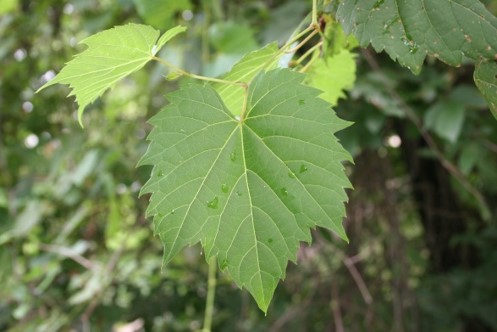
[5,0,497,330]
[133,0,191,30]
[474,60,497,119]
[38,24,186,125]
[139,69,351,311]
[336,0,497,115]
[213,43,279,116]
[306,50,357,106]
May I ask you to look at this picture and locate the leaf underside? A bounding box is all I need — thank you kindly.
[336,0,497,115]
[140,69,352,312]
[37,24,186,125]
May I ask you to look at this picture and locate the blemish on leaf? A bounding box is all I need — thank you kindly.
[298,99,305,105]
[299,164,308,173]
[288,171,296,179]
[207,196,219,209]
[280,188,288,196]
[220,259,228,270]
[221,183,229,193]
[267,238,273,244]
[230,152,236,161]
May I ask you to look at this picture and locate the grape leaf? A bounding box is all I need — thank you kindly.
[474,60,497,120]
[336,0,497,73]
[37,24,186,126]
[305,49,357,106]
[139,69,352,312]
[213,43,279,116]
[336,0,426,73]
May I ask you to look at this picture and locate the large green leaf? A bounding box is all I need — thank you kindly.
[336,0,497,73]
[474,60,497,120]
[140,69,352,312]
[213,43,279,116]
[37,24,186,125]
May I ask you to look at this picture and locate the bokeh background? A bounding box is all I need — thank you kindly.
[1,0,497,331]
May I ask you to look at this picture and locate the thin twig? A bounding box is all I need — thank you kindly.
[202,256,217,332]
[331,282,345,332]
[39,243,95,270]
[285,29,319,54]
[343,256,373,305]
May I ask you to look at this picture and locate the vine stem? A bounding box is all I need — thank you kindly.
[202,256,217,332]
[295,40,323,65]
[311,0,318,27]
[152,56,247,89]
[285,29,319,54]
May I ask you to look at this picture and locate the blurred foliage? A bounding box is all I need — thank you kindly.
[1,0,496,331]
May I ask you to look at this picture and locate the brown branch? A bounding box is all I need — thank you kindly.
[343,256,373,305]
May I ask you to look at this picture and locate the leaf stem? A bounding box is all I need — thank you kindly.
[241,84,249,119]
[202,256,217,332]
[295,40,323,65]
[311,0,318,27]
[152,56,247,89]
[285,29,319,54]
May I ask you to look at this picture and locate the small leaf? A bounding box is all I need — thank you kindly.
[424,101,466,143]
[305,50,357,106]
[474,60,497,120]
[140,69,352,312]
[156,25,187,52]
[133,0,190,30]
[213,43,279,115]
[37,23,186,126]
[209,21,259,54]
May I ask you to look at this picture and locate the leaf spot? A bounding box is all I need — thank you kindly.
[207,196,219,209]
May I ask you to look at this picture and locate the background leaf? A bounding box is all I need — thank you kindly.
[474,60,497,120]
[132,0,191,30]
[140,69,352,312]
[305,49,357,106]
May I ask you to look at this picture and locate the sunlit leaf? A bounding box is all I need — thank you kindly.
[37,24,186,125]
[139,69,352,312]
[306,50,357,106]
[214,43,279,116]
